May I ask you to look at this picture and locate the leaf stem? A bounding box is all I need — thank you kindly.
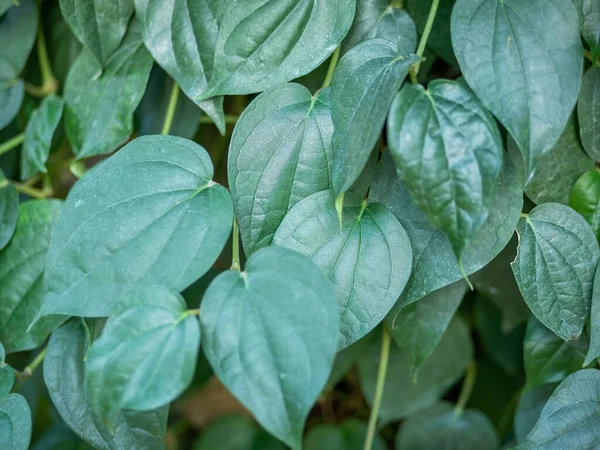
[410,0,440,82]
[14,347,47,391]
[26,13,58,97]
[363,326,391,450]
[231,218,241,271]
[322,46,341,89]
[199,114,239,125]
[0,133,25,156]
[161,82,180,135]
[454,362,477,416]
[12,181,50,199]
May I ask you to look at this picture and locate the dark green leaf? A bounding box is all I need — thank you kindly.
[407,0,457,65]
[0,394,31,450]
[514,369,600,449]
[31,423,92,450]
[512,204,600,340]
[199,0,355,99]
[578,68,600,160]
[395,401,499,450]
[20,95,64,180]
[39,135,232,318]
[305,420,386,450]
[0,1,12,17]
[388,79,504,258]
[44,320,168,450]
[357,318,473,423]
[273,190,412,348]
[47,5,81,87]
[0,168,17,251]
[524,316,588,391]
[229,83,333,255]
[370,144,522,310]
[451,0,583,179]
[59,0,133,66]
[388,280,468,379]
[331,38,417,194]
[0,79,24,131]
[0,342,13,396]
[514,383,556,444]
[134,0,225,132]
[64,20,153,158]
[200,246,338,450]
[342,1,417,55]
[328,334,371,386]
[581,0,600,61]
[0,200,63,353]
[0,0,37,80]
[193,415,285,450]
[585,262,600,365]
[570,169,600,241]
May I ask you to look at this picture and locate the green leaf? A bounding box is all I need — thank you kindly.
[370,143,522,310]
[328,334,371,386]
[44,320,168,450]
[514,383,557,444]
[0,79,23,131]
[30,423,92,450]
[585,263,600,365]
[511,204,600,341]
[0,394,31,450]
[578,68,600,160]
[86,285,200,426]
[451,0,583,180]
[273,190,412,348]
[395,401,499,450]
[135,65,202,140]
[388,280,468,379]
[199,0,355,99]
[524,316,588,391]
[510,116,594,205]
[59,0,133,66]
[514,369,600,449]
[406,0,457,65]
[47,5,82,87]
[200,246,339,450]
[331,38,417,195]
[134,0,225,132]
[304,420,386,450]
[193,415,285,450]
[20,95,64,180]
[0,1,12,17]
[341,1,417,55]
[581,0,600,61]
[0,200,64,354]
[388,79,504,258]
[0,168,17,251]
[64,20,153,158]
[229,83,333,256]
[0,342,14,396]
[0,0,37,81]
[357,318,473,424]
[39,135,233,318]
[570,170,600,241]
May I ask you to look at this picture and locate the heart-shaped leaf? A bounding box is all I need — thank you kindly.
[0,394,31,450]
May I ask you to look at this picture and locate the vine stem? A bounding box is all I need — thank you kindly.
[26,11,57,97]
[322,46,341,89]
[0,133,25,156]
[231,218,241,271]
[13,181,50,199]
[363,326,391,450]
[14,347,47,391]
[161,82,180,135]
[410,0,441,83]
[454,362,477,416]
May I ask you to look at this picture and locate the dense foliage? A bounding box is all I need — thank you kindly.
[1,0,600,449]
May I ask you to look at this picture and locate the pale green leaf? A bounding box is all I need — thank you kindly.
[193,415,285,450]
[305,420,386,450]
[273,190,412,348]
[0,168,17,251]
[200,246,339,450]
[0,394,31,450]
[578,67,600,161]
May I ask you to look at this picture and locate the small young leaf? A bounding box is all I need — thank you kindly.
[357,318,473,424]
[134,0,225,132]
[388,280,468,379]
[406,0,457,65]
[86,285,200,426]
[0,80,24,131]
[273,190,412,348]
[388,79,504,258]
[44,320,168,450]
[21,95,65,180]
[200,246,339,450]
[585,263,600,365]
[0,200,64,354]
[569,169,600,241]
[0,394,32,450]
[523,317,588,391]
[331,39,417,195]
[40,135,232,318]
[514,383,557,444]
[0,168,17,251]
[199,0,355,99]
[305,420,386,450]
[578,68,600,161]
[511,204,600,341]
[451,0,583,179]
[395,401,499,450]
[229,83,333,256]
[514,369,600,449]
[59,0,133,66]
[193,415,285,450]
[0,0,37,81]
[64,20,153,158]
